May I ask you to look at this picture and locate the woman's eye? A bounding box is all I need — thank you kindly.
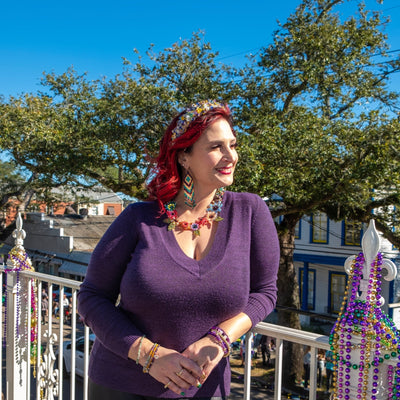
[210,143,237,150]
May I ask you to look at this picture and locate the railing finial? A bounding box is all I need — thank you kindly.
[344,219,397,303]
[11,212,26,248]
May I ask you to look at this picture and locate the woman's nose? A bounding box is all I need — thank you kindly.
[223,147,237,162]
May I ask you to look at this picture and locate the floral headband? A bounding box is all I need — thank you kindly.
[171,100,225,141]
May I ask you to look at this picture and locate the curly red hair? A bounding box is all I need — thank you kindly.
[147,101,234,211]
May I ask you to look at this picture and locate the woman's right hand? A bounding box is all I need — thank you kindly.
[148,346,203,396]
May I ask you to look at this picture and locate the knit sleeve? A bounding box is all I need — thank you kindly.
[243,194,280,326]
[77,204,143,359]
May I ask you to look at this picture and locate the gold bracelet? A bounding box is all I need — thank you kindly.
[136,335,146,365]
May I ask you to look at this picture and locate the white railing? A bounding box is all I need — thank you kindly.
[245,323,330,400]
[1,268,87,400]
[1,265,330,400]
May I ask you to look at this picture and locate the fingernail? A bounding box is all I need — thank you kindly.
[180,392,185,396]
[197,382,202,388]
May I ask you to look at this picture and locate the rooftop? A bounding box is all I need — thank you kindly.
[49,214,117,252]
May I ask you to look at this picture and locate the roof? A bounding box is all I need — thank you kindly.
[50,186,123,204]
[58,261,87,277]
[5,213,117,253]
[0,243,12,254]
[49,215,117,252]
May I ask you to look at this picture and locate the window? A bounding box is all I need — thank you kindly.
[90,206,99,215]
[106,206,115,215]
[295,219,301,239]
[343,219,362,246]
[299,268,315,310]
[275,216,301,239]
[311,212,328,243]
[329,273,347,314]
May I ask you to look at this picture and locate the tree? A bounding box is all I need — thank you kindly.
[232,0,400,383]
[0,160,27,210]
[0,159,36,239]
[0,33,233,202]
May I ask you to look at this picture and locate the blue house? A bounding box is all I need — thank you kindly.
[291,213,400,328]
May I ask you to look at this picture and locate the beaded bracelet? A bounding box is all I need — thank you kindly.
[208,332,230,357]
[143,343,160,373]
[208,326,231,358]
[208,329,230,357]
[212,326,231,344]
[136,335,146,365]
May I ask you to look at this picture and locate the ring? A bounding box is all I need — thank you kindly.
[164,380,172,389]
[176,368,184,377]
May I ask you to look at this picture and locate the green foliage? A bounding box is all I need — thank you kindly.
[0,33,234,201]
[233,0,400,248]
[0,1,399,247]
[0,160,26,206]
[229,1,400,358]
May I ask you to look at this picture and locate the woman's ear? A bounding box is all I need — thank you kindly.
[177,150,188,169]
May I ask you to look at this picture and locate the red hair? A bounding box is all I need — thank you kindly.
[147,102,234,211]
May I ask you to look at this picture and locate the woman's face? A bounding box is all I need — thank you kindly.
[180,118,238,193]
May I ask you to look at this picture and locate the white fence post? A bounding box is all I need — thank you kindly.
[5,213,30,400]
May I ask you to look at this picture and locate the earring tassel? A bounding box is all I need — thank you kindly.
[183,173,196,208]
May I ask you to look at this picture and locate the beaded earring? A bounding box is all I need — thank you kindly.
[183,171,196,208]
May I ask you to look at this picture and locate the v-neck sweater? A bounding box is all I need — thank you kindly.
[77,191,280,398]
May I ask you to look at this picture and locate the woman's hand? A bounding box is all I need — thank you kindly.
[182,335,225,384]
[148,346,203,396]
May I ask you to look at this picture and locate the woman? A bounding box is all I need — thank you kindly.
[78,100,280,399]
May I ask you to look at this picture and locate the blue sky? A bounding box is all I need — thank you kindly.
[1,0,400,98]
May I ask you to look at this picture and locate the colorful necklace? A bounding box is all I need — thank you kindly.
[164,188,225,236]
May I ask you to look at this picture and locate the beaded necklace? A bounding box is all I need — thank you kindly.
[329,252,400,400]
[3,246,38,374]
[164,188,225,236]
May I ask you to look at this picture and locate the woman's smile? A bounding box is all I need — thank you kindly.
[216,166,234,175]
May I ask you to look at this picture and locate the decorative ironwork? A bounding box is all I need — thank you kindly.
[38,331,59,400]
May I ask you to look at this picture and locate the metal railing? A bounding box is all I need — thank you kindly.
[244,322,330,400]
[1,266,331,400]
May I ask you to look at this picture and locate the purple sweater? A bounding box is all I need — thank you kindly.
[77,191,280,398]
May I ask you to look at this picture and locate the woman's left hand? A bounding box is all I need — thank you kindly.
[182,336,224,384]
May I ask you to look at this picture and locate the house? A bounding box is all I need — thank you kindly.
[2,200,122,281]
[40,187,124,217]
[292,212,400,330]
[1,188,126,280]
[22,211,120,280]
[1,187,124,229]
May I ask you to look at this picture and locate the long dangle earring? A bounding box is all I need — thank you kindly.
[183,170,196,208]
